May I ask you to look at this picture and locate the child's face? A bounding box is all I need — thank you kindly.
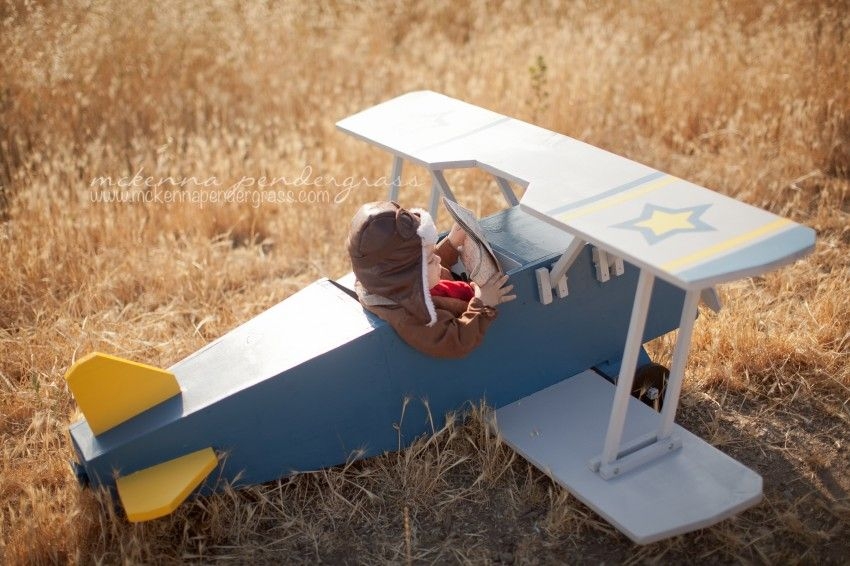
[425,244,441,288]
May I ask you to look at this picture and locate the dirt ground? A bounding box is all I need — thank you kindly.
[67,387,846,565]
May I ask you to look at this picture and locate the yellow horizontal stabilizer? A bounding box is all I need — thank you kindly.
[117,447,218,522]
[65,352,181,435]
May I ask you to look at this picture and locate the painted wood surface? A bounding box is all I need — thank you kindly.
[336,91,815,290]
[494,370,762,544]
[69,207,685,493]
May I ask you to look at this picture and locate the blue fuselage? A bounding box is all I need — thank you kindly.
[70,206,685,491]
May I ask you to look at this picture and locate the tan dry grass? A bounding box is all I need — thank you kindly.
[1,0,849,563]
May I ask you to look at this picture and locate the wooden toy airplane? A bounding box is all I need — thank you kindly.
[66,91,814,544]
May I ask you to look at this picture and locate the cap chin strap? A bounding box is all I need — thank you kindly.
[412,208,438,326]
[412,208,438,245]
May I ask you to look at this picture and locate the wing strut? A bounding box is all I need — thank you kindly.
[428,170,457,219]
[380,157,522,219]
[658,289,701,438]
[595,269,655,474]
[536,237,585,305]
[388,155,404,201]
[590,270,703,479]
[494,175,519,206]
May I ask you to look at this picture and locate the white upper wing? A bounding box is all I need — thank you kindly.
[337,91,815,290]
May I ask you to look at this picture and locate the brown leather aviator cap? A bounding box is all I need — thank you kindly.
[347,201,438,325]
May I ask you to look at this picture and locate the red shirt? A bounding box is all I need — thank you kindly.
[430,279,475,302]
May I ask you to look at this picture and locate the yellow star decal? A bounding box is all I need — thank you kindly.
[614,204,715,245]
[635,209,696,237]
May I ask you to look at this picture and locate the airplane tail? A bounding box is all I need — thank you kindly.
[65,352,181,435]
[66,352,218,521]
[116,447,219,522]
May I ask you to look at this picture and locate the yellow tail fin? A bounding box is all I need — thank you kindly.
[117,447,218,522]
[65,352,181,435]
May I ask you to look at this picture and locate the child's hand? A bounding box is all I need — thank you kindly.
[473,273,516,307]
[448,223,467,250]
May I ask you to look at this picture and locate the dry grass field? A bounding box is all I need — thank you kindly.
[1,0,849,563]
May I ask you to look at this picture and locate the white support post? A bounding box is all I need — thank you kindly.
[429,170,458,220]
[535,268,554,305]
[599,270,654,467]
[593,247,611,282]
[428,178,440,220]
[611,257,625,277]
[700,287,722,312]
[387,155,404,202]
[657,289,701,440]
[548,238,585,286]
[591,247,625,282]
[494,176,520,207]
[536,238,585,304]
